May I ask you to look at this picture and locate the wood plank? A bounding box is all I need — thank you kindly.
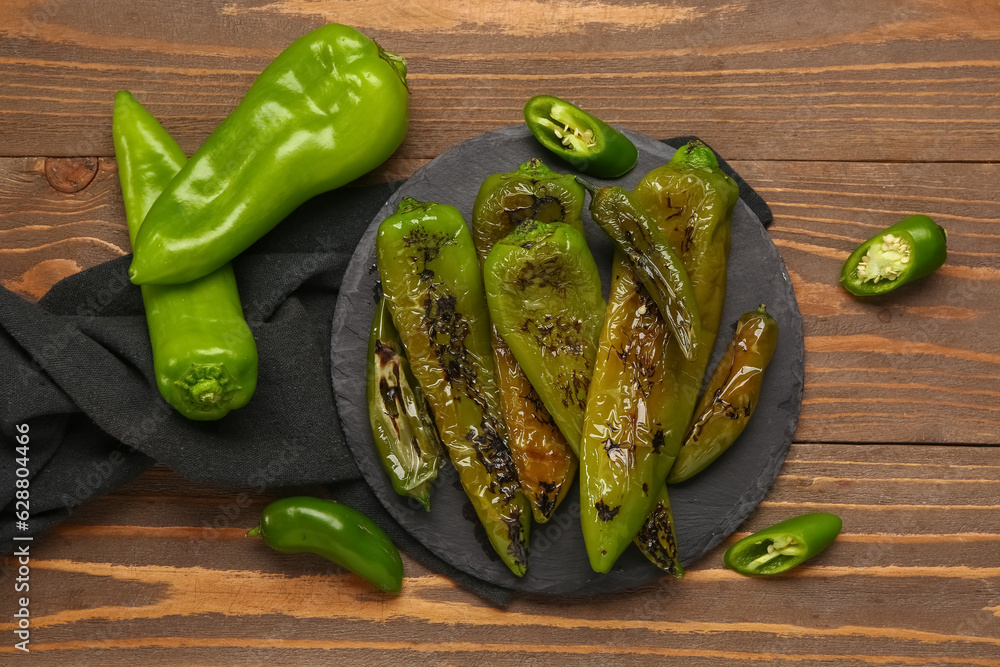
[2,0,1000,160]
[1,157,996,444]
[2,444,999,665]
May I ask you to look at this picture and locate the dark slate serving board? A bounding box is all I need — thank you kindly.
[330,125,804,595]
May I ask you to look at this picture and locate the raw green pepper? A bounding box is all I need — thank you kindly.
[367,297,445,510]
[523,95,637,178]
[840,215,947,296]
[247,496,403,593]
[483,220,606,457]
[112,91,258,421]
[130,24,409,285]
[472,159,586,522]
[376,197,531,576]
[580,179,702,361]
[670,305,779,483]
[723,513,842,576]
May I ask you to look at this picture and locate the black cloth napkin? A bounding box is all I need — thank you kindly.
[0,137,771,609]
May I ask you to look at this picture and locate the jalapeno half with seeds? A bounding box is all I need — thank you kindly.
[524,95,638,178]
[723,513,842,576]
[840,215,947,296]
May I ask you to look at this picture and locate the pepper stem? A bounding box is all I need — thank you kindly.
[246,525,262,538]
[575,176,600,197]
[175,363,238,412]
[669,140,720,171]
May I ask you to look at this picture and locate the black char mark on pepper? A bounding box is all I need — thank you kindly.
[634,500,680,575]
[595,500,621,521]
[537,480,559,519]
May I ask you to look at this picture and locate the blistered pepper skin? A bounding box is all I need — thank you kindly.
[473,159,585,522]
[669,305,779,483]
[376,197,531,576]
[367,297,445,510]
[484,221,606,458]
[112,91,258,421]
[130,24,409,285]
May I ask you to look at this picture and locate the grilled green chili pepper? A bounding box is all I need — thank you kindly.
[247,496,403,593]
[367,297,445,510]
[840,215,947,296]
[130,24,409,285]
[473,159,586,522]
[524,95,637,178]
[724,513,842,576]
[633,478,684,578]
[670,305,779,483]
[579,141,739,573]
[580,179,702,361]
[483,220,605,458]
[112,91,258,421]
[376,197,531,576]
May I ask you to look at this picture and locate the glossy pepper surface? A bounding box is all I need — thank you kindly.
[130,24,409,285]
[670,304,779,483]
[376,197,531,576]
[581,179,702,361]
[367,297,445,510]
[112,91,258,421]
[247,496,403,593]
[724,513,842,576]
[484,220,606,458]
[840,215,947,296]
[524,95,637,178]
[472,159,585,522]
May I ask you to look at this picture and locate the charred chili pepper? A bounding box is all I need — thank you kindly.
[483,220,606,459]
[580,141,739,573]
[472,159,586,522]
[724,513,842,576]
[523,95,637,178]
[112,91,258,421]
[840,215,947,296]
[247,496,403,593]
[367,297,445,510]
[670,305,779,483]
[376,197,531,576]
[580,179,702,361]
[130,24,409,285]
[632,457,685,578]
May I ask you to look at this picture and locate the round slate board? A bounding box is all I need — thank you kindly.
[331,125,804,595]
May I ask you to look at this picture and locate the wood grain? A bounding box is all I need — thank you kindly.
[2,444,999,666]
[2,0,1000,161]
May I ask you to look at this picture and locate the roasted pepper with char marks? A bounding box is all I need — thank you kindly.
[483,220,606,460]
[472,159,586,522]
[367,296,445,510]
[376,197,531,576]
[669,304,778,484]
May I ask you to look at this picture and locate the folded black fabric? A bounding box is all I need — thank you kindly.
[0,138,771,608]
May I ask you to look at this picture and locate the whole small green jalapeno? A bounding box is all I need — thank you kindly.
[130,24,409,285]
[523,95,638,178]
[840,215,947,296]
[579,178,702,361]
[472,159,586,522]
[723,513,842,576]
[112,91,258,421]
[367,297,445,510]
[247,496,404,594]
[669,304,779,484]
[376,197,531,576]
[483,220,606,457]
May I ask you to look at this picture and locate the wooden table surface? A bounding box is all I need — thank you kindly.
[2,1,999,664]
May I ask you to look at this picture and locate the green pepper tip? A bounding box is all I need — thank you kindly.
[669,140,720,172]
[395,196,436,216]
[246,525,262,538]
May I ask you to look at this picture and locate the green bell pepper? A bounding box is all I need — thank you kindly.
[248,496,403,593]
[840,215,947,296]
[724,513,842,576]
[523,95,637,178]
[376,197,531,576]
[112,91,258,421]
[129,23,409,285]
[472,159,586,522]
